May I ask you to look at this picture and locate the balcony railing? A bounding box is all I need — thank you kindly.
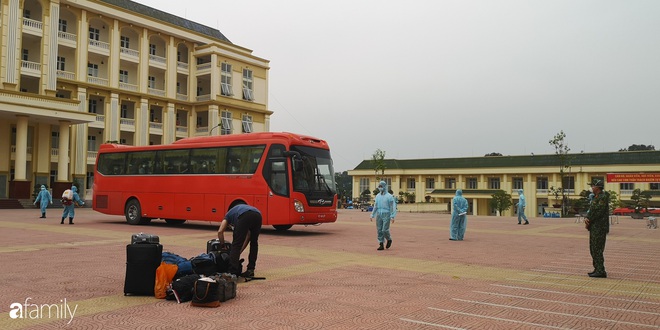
[51,148,58,156]
[196,94,210,102]
[58,31,76,42]
[177,62,189,70]
[87,76,109,86]
[10,145,33,154]
[196,63,211,71]
[120,47,139,57]
[21,60,41,71]
[95,114,105,122]
[57,70,75,80]
[89,39,110,50]
[120,118,135,126]
[149,122,163,130]
[176,93,188,101]
[149,54,166,64]
[176,126,188,134]
[148,88,166,97]
[87,150,98,162]
[620,189,634,195]
[196,126,209,134]
[119,82,138,91]
[23,18,43,30]
[536,189,548,195]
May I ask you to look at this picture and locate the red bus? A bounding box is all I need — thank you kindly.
[92,132,338,230]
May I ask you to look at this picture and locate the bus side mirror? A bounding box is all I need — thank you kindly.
[292,158,303,172]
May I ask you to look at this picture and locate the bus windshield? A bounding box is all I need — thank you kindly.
[291,146,336,196]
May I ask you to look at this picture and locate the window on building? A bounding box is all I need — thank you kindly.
[149,44,156,56]
[87,63,98,77]
[221,111,233,135]
[56,92,66,99]
[650,183,659,190]
[513,177,524,190]
[57,57,65,71]
[23,9,30,19]
[150,109,156,122]
[22,49,28,61]
[51,131,59,149]
[359,178,370,195]
[120,36,130,49]
[120,104,128,118]
[620,183,634,190]
[88,99,97,113]
[241,114,253,133]
[119,70,128,83]
[89,28,100,41]
[537,177,548,190]
[468,178,478,189]
[407,178,416,189]
[445,178,456,189]
[196,116,203,127]
[425,178,435,190]
[221,63,233,96]
[58,19,67,33]
[88,135,97,151]
[242,69,253,101]
[177,51,181,62]
[148,76,155,89]
[86,171,94,189]
[489,178,500,189]
[562,176,575,191]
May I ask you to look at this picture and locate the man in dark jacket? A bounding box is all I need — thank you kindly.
[217,204,262,277]
[584,179,609,278]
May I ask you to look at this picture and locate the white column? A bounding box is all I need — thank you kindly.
[109,93,119,142]
[164,102,175,144]
[57,121,71,181]
[208,105,219,135]
[46,2,60,91]
[472,198,478,216]
[4,0,20,84]
[14,116,29,180]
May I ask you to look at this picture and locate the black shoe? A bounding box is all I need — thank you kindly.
[60,219,64,224]
[240,269,255,278]
[386,240,392,249]
[588,271,607,278]
[518,222,521,225]
[377,243,384,250]
[69,222,74,225]
[449,238,456,240]
[524,222,529,225]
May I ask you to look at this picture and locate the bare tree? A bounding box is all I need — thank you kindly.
[549,130,572,217]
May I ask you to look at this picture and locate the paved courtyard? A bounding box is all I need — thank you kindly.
[0,208,658,329]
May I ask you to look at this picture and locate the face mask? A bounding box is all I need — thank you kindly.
[378,187,384,192]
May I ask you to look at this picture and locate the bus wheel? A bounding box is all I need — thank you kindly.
[273,225,293,231]
[125,199,148,225]
[165,219,186,225]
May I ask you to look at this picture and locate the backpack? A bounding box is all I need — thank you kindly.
[162,252,193,278]
[191,253,217,276]
[61,189,73,205]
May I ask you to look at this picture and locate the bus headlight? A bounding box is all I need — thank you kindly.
[293,200,305,213]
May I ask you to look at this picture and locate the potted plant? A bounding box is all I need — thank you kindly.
[549,186,562,208]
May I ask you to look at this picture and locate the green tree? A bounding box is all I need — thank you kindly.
[619,144,655,151]
[334,171,352,204]
[371,149,386,181]
[549,130,572,217]
[607,190,621,214]
[630,188,652,213]
[489,190,513,216]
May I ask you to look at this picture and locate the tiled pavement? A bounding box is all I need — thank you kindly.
[0,208,658,329]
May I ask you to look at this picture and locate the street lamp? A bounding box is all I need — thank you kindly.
[208,122,223,136]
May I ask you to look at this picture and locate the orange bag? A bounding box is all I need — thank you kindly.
[155,262,178,299]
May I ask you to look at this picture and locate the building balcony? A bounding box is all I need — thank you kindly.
[196,94,211,102]
[87,76,109,86]
[177,61,189,73]
[120,47,139,62]
[10,146,33,161]
[87,150,98,164]
[120,118,136,132]
[196,63,211,74]
[88,39,110,56]
[119,82,138,92]
[148,88,166,97]
[22,18,43,35]
[89,114,105,128]
[57,31,77,48]
[176,93,188,101]
[176,125,188,138]
[195,126,209,135]
[57,70,75,80]
[149,54,166,69]
[21,60,41,77]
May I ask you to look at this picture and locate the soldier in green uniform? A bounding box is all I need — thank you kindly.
[584,179,609,278]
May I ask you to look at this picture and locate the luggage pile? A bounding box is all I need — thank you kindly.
[123,234,238,308]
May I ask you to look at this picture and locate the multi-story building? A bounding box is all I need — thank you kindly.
[0,0,271,200]
[348,151,660,216]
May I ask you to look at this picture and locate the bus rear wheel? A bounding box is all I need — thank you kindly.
[273,225,293,231]
[125,199,150,225]
[165,219,186,225]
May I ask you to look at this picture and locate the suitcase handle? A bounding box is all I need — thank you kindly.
[193,281,211,301]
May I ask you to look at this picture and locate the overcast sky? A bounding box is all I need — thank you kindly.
[136,0,660,172]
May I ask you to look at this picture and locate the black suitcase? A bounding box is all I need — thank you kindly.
[132,232,160,244]
[124,243,163,296]
[206,239,230,253]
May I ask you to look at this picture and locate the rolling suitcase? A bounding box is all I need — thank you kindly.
[124,243,163,296]
[132,232,160,244]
